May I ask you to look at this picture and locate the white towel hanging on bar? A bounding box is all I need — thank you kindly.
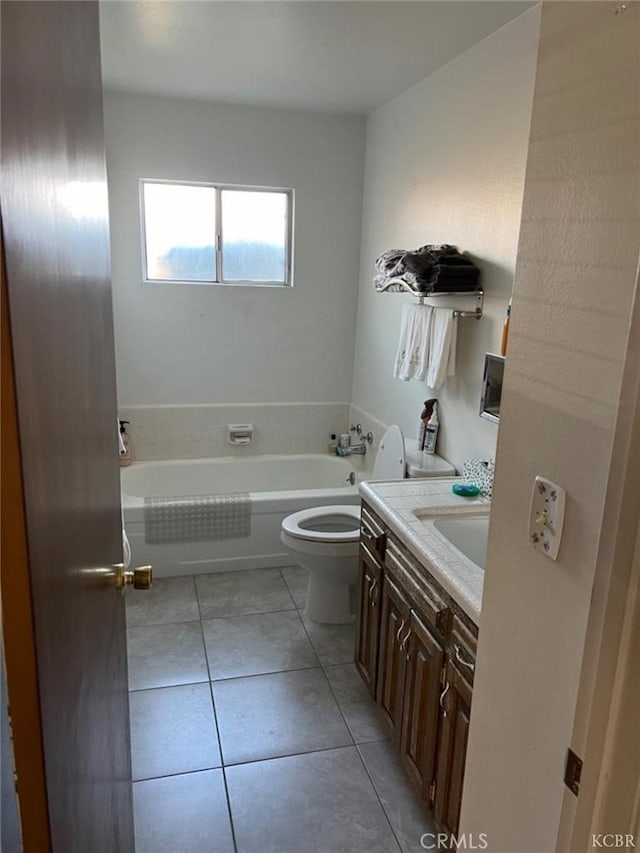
[393,303,433,381]
[426,309,458,389]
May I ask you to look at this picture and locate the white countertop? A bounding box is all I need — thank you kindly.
[359,477,489,625]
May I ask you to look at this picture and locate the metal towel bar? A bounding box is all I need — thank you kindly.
[374,277,484,319]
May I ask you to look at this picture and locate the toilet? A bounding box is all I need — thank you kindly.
[281,425,455,624]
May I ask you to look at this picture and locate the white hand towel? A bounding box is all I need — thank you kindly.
[447,315,458,376]
[393,303,433,381]
[427,309,457,389]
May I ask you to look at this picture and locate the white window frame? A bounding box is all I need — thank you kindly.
[139,178,294,287]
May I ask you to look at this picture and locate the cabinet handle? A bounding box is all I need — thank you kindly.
[395,619,406,646]
[368,578,378,605]
[453,643,475,673]
[361,525,375,541]
[401,626,412,660]
[440,681,450,718]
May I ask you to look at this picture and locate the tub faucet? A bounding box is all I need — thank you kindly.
[345,438,367,456]
[337,427,373,456]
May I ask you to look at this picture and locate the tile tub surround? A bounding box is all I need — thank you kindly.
[348,404,390,468]
[127,568,436,852]
[118,402,350,461]
[359,477,490,623]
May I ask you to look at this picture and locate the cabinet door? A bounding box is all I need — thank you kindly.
[400,609,445,804]
[376,574,411,745]
[434,660,473,835]
[354,544,383,695]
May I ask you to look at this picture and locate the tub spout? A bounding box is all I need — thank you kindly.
[336,440,366,457]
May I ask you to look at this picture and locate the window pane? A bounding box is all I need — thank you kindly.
[221,190,288,283]
[143,182,216,281]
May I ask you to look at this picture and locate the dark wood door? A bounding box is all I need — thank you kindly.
[1,3,134,850]
[354,544,383,694]
[400,609,445,804]
[376,574,411,744]
[434,660,473,836]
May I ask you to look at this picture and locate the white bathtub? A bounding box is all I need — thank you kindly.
[122,454,361,577]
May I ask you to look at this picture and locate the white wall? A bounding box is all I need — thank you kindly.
[350,8,541,472]
[462,3,640,851]
[103,91,365,407]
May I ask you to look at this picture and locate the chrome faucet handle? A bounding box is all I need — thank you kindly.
[350,423,362,435]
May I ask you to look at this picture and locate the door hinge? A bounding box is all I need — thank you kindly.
[564,748,583,796]
[429,780,437,804]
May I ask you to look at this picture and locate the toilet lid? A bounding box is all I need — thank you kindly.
[372,425,406,480]
[282,505,361,543]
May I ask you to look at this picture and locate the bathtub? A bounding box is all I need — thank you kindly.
[121,454,361,577]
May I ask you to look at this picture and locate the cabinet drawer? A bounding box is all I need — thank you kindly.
[385,539,450,638]
[360,504,386,562]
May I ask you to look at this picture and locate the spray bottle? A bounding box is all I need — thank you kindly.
[418,399,437,451]
[119,420,133,467]
[423,402,439,455]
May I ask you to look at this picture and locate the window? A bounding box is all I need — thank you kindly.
[141,180,293,286]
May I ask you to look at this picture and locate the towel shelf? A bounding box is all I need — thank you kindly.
[374,278,483,319]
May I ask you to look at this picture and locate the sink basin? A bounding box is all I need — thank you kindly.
[429,515,490,571]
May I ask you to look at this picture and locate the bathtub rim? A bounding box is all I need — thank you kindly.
[120,452,367,523]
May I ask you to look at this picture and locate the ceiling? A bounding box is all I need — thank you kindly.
[100,1,534,115]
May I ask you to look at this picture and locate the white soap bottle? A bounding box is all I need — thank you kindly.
[423,403,439,456]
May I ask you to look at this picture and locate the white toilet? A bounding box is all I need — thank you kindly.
[281,425,453,624]
[281,504,363,624]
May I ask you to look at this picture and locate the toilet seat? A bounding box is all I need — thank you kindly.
[281,505,361,543]
[371,424,405,480]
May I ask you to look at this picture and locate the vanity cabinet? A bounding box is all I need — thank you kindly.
[354,543,383,695]
[354,506,386,695]
[400,608,445,805]
[433,659,473,835]
[355,500,478,834]
[376,574,410,743]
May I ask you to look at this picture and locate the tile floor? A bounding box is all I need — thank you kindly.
[127,566,436,853]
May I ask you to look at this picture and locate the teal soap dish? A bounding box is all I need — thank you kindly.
[452,483,481,497]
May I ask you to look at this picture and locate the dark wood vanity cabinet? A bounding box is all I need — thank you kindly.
[434,659,473,835]
[376,574,410,743]
[355,500,478,835]
[354,543,382,695]
[354,505,386,695]
[401,608,445,804]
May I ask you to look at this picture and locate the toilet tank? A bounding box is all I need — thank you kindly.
[404,439,456,478]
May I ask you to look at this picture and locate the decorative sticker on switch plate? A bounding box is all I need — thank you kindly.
[529,476,565,560]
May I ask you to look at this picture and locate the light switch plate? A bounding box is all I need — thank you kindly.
[529,476,565,560]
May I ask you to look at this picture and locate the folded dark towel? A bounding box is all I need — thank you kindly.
[433,266,480,279]
[373,244,481,294]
